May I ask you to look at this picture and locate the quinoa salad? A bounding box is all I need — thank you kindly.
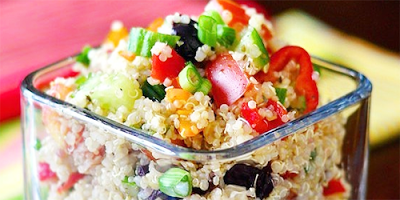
[36,0,351,199]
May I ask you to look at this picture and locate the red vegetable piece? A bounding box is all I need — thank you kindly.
[323,179,346,196]
[57,172,85,193]
[216,0,249,26]
[205,53,248,106]
[38,162,57,181]
[281,171,298,179]
[241,99,287,133]
[151,48,186,83]
[265,100,287,130]
[241,102,269,133]
[255,46,318,113]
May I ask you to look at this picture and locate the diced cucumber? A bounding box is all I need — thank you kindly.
[77,73,142,112]
[128,28,180,57]
[235,27,269,71]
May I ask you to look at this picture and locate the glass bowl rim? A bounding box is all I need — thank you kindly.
[21,55,372,161]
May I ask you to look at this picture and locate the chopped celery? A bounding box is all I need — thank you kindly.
[235,28,269,71]
[128,28,180,57]
[76,73,142,112]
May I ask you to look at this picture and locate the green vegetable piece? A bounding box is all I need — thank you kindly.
[217,25,236,47]
[313,63,322,75]
[128,28,146,57]
[141,80,166,102]
[275,88,287,104]
[236,27,269,71]
[75,75,88,89]
[128,28,180,57]
[34,138,41,151]
[198,15,217,47]
[76,46,91,66]
[159,168,192,198]
[202,10,225,25]
[197,78,211,95]
[310,148,317,161]
[179,62,203,93]
[122,176,137,187]
[77,73,142,112]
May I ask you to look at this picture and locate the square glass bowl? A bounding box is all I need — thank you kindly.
[21,56,372,199]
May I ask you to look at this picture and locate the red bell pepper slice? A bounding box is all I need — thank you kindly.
[151,48,186,83]
[57,172,85,193]
[241,99,287,133]
[38,162,57,181]
[323,179,346,196]
[255,46,319,113]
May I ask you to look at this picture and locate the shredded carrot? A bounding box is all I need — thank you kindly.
[179,120,199,138]
[118,50,136,62]
[147,17,164,32]
[166,88,192,102]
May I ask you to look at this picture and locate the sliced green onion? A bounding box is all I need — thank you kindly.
[159,168,192,198]
[202,10,225,25]
[275,88,287,104]
[141,80,166,102]
[179,62,203,93]
[197,15,217,47]
[34,138,41,151]
[122,176,137,187]
[128,28,180,57]
[217,25,236,47]
[76,45,91,66]
[197,79,211,95]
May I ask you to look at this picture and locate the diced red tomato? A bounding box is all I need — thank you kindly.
[241,102,269,133]
[241,99,287,133]
[323,179,346,196]
[151,48,186,83]
[265,100,287,130]
[57,172,85,193]
[216,0,250,27]
[281,171,298,179]
[205,53,248,106]
[38,162,57,181]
